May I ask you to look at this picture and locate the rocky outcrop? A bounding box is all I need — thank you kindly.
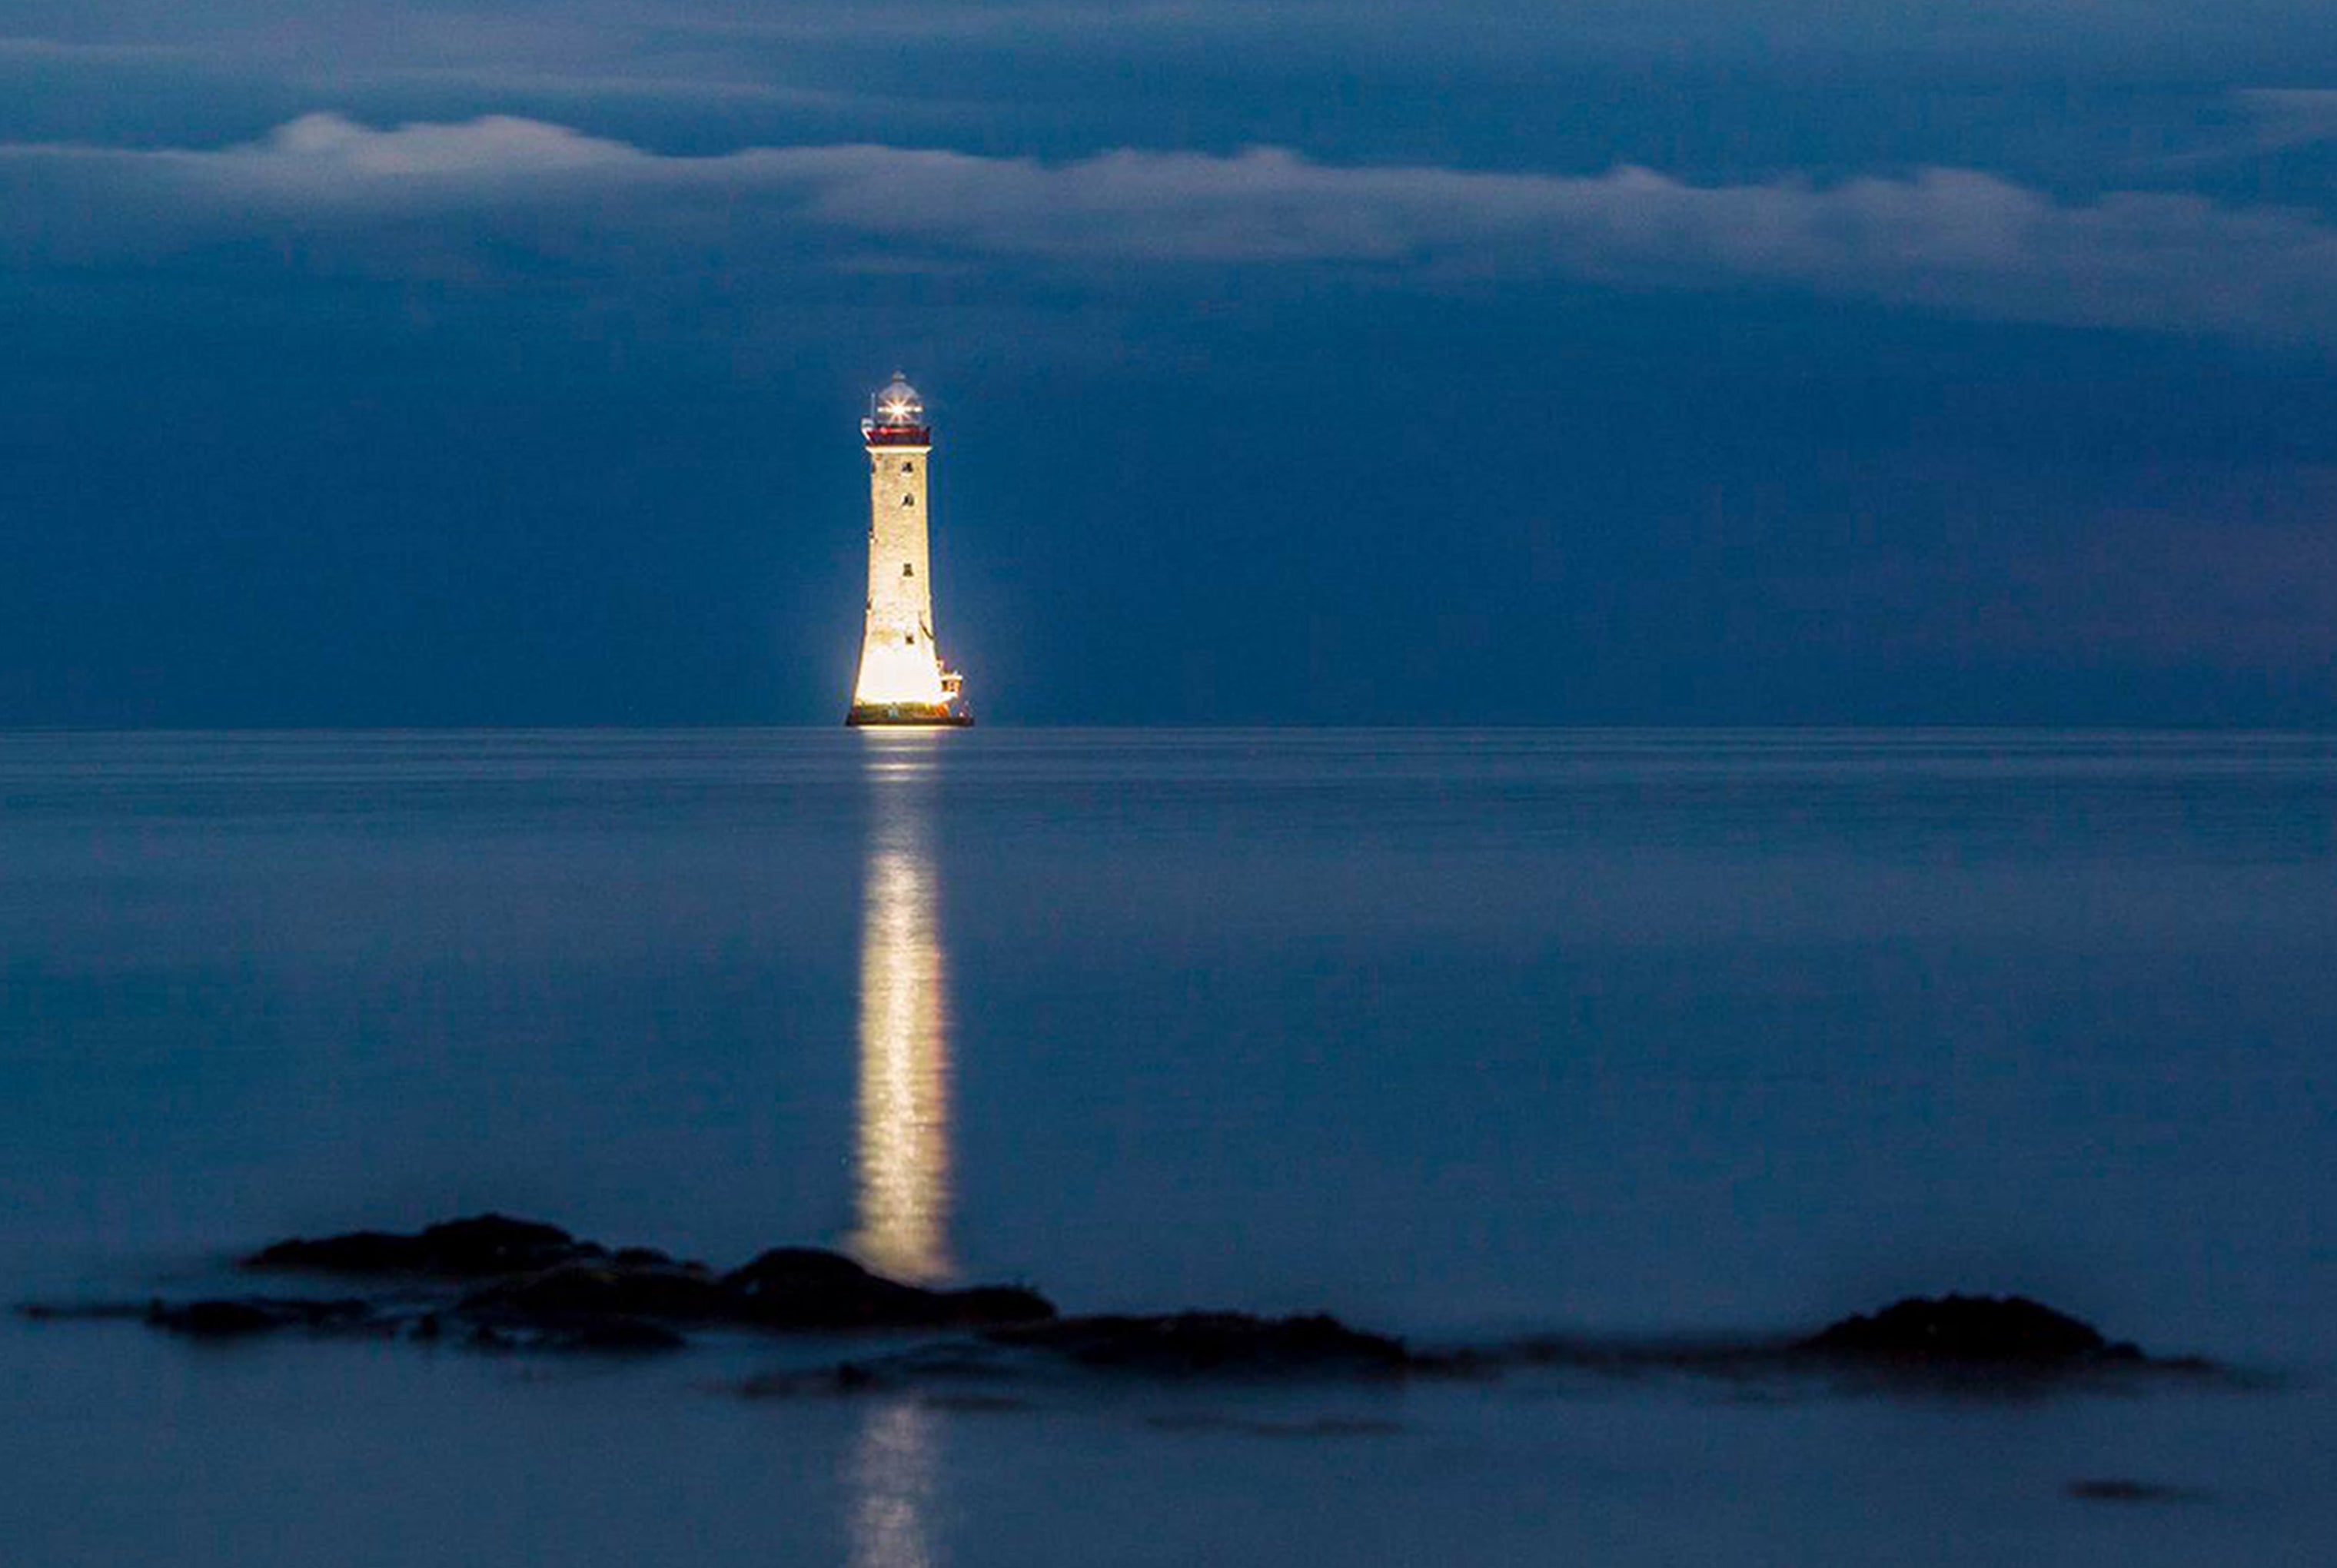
[245,1214,597,1278]
[1798,1295,2141,1367]
[723,1248,1052,1330]
[458,1261,732,1325]
[26,1222,2220,1399]
[1488,1294,2212,1391]
[20,1216,1059,1356]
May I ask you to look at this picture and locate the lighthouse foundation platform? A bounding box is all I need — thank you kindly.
[846,703,975,728]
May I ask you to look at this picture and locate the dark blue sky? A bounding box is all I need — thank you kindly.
[2,1,2334,724]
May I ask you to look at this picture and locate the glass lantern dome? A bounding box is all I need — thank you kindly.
[871,374,924,427]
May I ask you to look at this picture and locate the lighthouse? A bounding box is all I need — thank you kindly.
[848,374,971,726]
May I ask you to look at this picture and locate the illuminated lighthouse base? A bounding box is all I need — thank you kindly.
[847,374,972,728]
[846,640,966,727]
[846,639,967,727]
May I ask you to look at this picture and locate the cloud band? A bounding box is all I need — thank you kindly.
[5,112,2333,348]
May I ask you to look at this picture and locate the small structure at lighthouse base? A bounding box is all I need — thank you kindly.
[846,373,972,727]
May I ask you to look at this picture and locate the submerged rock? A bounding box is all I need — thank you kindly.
[736,1311,1419,1403]
[722,1248,1053,1330]
[146,1297,373,1340]
[467,1315,686,1354]
[1799,1295,2140,1367]
[1490,1332,1787,1380]
[986,1312,1413,1377]
[2066,1478,2212,1504]
[459,1261,730,1325]
[244,1214,594,1279]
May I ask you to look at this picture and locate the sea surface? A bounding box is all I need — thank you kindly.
[2,729,2332,1565]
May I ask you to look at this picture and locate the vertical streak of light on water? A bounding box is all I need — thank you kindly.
[849,1398,942,1568]
[849,734,954,1285]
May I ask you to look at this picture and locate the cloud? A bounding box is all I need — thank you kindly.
[5,112,2335,348]
[228,111,652,181]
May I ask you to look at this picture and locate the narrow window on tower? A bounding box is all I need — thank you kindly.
[903,563,914,576]
[903,494,916,507]
[902,461,915,473]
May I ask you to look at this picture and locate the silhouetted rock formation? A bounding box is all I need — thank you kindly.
[27,1221,2224,1399]
[723,1248,1052,1330]
[246,1214,595,1278]
[1488,1294,2218,1394]
[1799,1295,2140,1367]
[19,1215,1060,1356]
[238,1218,1055,1334]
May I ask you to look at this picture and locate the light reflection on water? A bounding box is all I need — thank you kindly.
[847,736,954,1568]
[848,734,954,1286]
[849,1398,942,1568]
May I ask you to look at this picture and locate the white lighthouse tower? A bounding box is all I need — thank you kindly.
[848,374,969,726]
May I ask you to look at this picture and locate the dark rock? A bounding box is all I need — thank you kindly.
[1490,1333,1785,1381]
[1490,1311,2231,1398]
[459,1261,729,1325]
[148,1300,278,1338]
[720,1248,1054,1330]
[145,1297,372,1340]
[532,1317,687,1354]
[720,1248,926,1327]
[1800,1295,2139,1367]
[245,1214,593,1279]
[986,1312,1413,1377]
[42,1214,1065,1367]
[942,1284,1059,1324]
[2068,1478,2211,1504]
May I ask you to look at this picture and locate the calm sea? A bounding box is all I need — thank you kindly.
[2,729,2332,1564]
